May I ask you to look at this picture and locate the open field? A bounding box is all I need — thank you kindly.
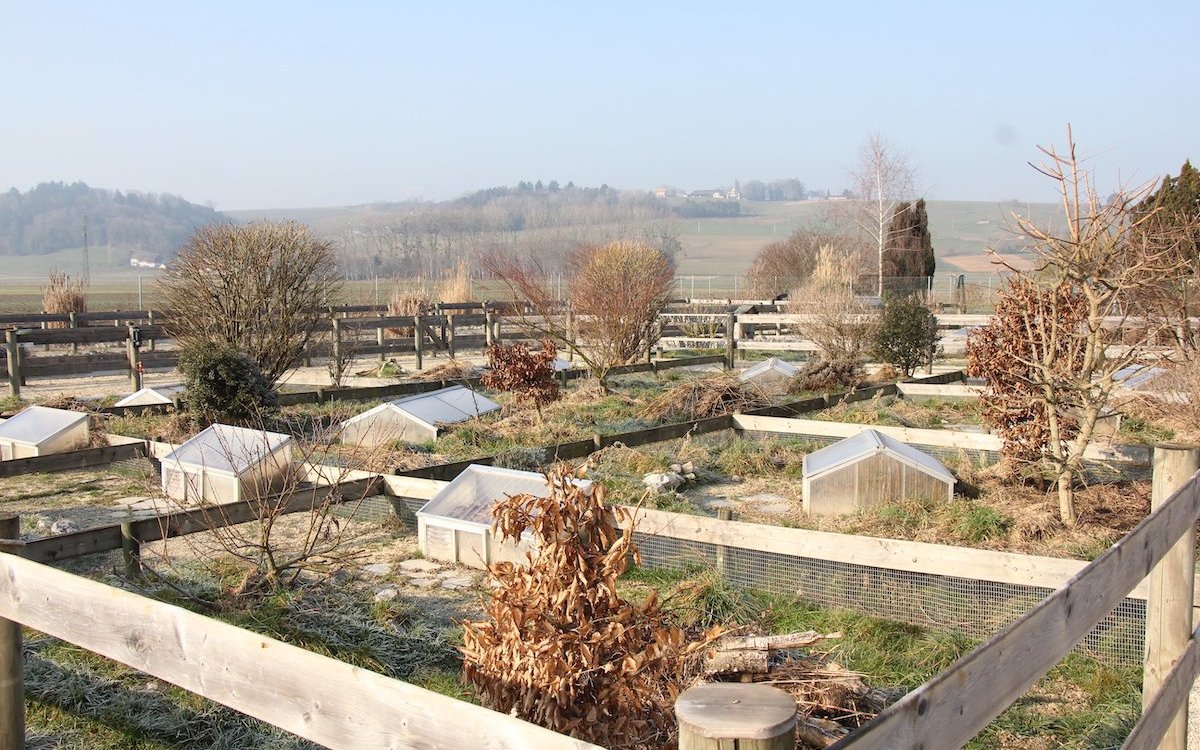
[0,199,1058,312]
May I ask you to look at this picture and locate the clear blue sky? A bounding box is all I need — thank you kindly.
[4,1,1196,210]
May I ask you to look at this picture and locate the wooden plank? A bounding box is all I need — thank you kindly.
[895,383,983,400]
[828,473,1200,750]
[0,554,601,750]
[21,478,381,563]
[0,442,147,478]
[1123,627,1200,750]
[736,340,822,352]
[601,416,732,449]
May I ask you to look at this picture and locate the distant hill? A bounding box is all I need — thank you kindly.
[0,182,229,259]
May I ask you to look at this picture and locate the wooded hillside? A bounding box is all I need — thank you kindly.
[0,182,229,258]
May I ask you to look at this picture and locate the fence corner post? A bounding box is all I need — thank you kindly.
[120,520,142,579]
[715,507,734,578]
[0,512,25,750]
[1144,442,1200,750]
[676,682,796,750]
[126,325,142,391]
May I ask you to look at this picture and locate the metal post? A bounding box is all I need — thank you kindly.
[0,513,25,750]
[5,330,19,399]
[1143,443,1200,750]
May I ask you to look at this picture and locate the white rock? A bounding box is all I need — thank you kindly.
[407,576,440,589]
[49,519,79,535]
[373,587,399,602]
[441,575,475,590]
[643,472,685,492]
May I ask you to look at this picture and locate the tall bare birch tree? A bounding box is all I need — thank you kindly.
[848,133,916,296]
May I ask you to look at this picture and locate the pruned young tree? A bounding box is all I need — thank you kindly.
[848,133,916,297]
[967,128,1195,526]
[482,239,674,392]
[160,221,342,383]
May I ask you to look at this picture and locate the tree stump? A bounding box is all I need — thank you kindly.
[676,682,797,750]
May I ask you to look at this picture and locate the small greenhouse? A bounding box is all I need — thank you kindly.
[417,465,590,569]
[114,384,185,408]
[738,357,798,394]
[0,406,90,460]
[339,385,501,447]
[1113,364,1167,391]
[802,429,954,516]
[161,423,293,504]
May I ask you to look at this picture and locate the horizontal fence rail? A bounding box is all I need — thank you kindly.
[0,552,602,750]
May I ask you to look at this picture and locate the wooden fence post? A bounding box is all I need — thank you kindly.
[733,317,744,362]
[725,312,736,370]
[485,311,494,347]
[1143,443,1200,750]
[120,520,142,579]
[5,330,18,399]
[566,308,575,362]
[676,683,796,750]
[413,314,424,371]
[447,314,456,359]
[126,326,142,391]
[146,311,156,351]
[69,311,78,353]
[0,513,24,750]
[376,324,385,362]
[493,313,501,345]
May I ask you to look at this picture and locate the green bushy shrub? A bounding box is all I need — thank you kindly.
[179,343,277,423]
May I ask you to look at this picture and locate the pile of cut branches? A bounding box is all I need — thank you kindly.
[460,469,719,749]
[641,375,769,422]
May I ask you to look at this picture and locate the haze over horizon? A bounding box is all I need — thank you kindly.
[5,2,1197,211]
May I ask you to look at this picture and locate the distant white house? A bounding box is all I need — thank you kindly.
[0,406,90,460]
[161,423,293,504]
[339,385,501,447]
[129,258,167,270]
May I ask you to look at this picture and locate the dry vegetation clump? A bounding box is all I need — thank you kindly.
[790,357,864,394]
[438,259,472,302]
[483,339,561,417]
[42,270,87,327]
[641,375,770,422]
[461,470,719,749]
[414,358,481,381]
[386,287,432,336]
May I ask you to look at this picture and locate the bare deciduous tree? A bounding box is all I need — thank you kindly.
[847,133,916,297]
[483,240,674,392]
[160,221,342,383]
[968,128,1194,525]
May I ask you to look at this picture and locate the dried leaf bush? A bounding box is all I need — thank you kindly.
[483,339,561,418]
[460,470,718,749]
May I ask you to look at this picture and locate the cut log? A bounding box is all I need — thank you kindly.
[795,715,847,748]
[703,631,839,676]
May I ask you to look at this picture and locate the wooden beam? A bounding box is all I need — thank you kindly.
[0,516,23,750]
[0,442,147,478]
[0,553,601,750]
[1124,624,1200,750]
[21,477,382,564]
[828,473,1200,750]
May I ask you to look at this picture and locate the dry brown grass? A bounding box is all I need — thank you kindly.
[437,260,471,302]
[641,375,770,422]
[42,270,87,327]
[414,359,480,381]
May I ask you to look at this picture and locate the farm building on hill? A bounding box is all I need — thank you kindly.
[339,385,501,447]
[802,429,954,516]
[0,406,90,460]
[161,423,293,504]
[739,357,798,395]
[114,384,184,408]
[417,465,591,568]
